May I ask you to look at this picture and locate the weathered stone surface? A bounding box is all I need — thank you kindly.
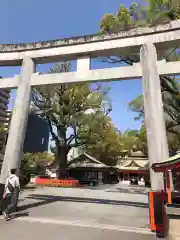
[77,56,90,71]
[166,206,180,240]
[140,42,169,191]
[0,58,34,183]
[0,20,180,65]
[0,20,180,53]
[1,60,180,89]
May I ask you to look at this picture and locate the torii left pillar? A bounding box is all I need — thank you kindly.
[0,57,35,186]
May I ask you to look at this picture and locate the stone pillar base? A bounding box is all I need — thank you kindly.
[166,205,180,239]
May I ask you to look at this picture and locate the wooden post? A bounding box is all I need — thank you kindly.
[166,171,173,204]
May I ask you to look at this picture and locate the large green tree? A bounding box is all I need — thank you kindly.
[120,125,148,155]
[100,0,180,154]
[31,62,114,178]
[24,152,55,174]
[83,116,122,166]
[100,0,180,100]
[100,0,180,93]
[128,94,180,155]
[101,1,180,32]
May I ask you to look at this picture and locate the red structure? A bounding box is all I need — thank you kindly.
[152,153,180,205]
[148,191,167,233]
[117,150,150,185]
[35,178,79,187]
[148,153,180,235]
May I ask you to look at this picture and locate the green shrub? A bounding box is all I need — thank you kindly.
[19,158,31,188]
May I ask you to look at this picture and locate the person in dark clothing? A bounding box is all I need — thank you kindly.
[2,169,20,221]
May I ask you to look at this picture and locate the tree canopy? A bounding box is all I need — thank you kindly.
[101,1,180,32]
[82,116,122,166]
[24,152,55,167]
[100,0,180,155]
[120,125,147,155]
[31,62,122,177]
[100,0,180,95]
[25,1,180,175]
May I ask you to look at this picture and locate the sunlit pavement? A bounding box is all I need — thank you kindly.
[0,184,161,239]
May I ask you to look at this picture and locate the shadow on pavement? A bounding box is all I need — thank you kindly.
[20,186,37,193]
[18,194,149,212]
[107,187,148,195]
[11,211,29,219]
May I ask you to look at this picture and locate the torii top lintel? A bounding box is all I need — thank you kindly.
[1,20,180,66]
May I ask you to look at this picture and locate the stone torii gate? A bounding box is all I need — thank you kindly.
[1,20,180,191]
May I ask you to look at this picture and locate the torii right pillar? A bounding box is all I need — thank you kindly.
[140,42,169,191]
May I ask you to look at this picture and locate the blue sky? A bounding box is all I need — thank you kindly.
[0,0,143,132]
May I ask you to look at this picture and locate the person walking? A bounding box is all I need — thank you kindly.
[3,169,20,221]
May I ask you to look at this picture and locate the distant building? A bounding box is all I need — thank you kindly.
[0,89,10,166]
[67,152,118,183]
[23,113,49,153]
[4,111,50,153]
[0,89,10,130]
[46,148,118,183]
[116,149,150,185]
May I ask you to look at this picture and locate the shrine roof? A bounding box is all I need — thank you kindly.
[117,159,149,171]
[152,153,180,172]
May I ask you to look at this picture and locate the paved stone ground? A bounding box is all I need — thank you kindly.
[0,220,157,240]
[0,184,162,239]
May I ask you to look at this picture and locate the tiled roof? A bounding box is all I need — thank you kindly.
[152,153,180,172]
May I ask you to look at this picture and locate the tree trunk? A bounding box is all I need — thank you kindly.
[53,125,69,179]
[56,145,68,179]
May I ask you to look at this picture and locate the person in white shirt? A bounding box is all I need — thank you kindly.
[3,169,20,220]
